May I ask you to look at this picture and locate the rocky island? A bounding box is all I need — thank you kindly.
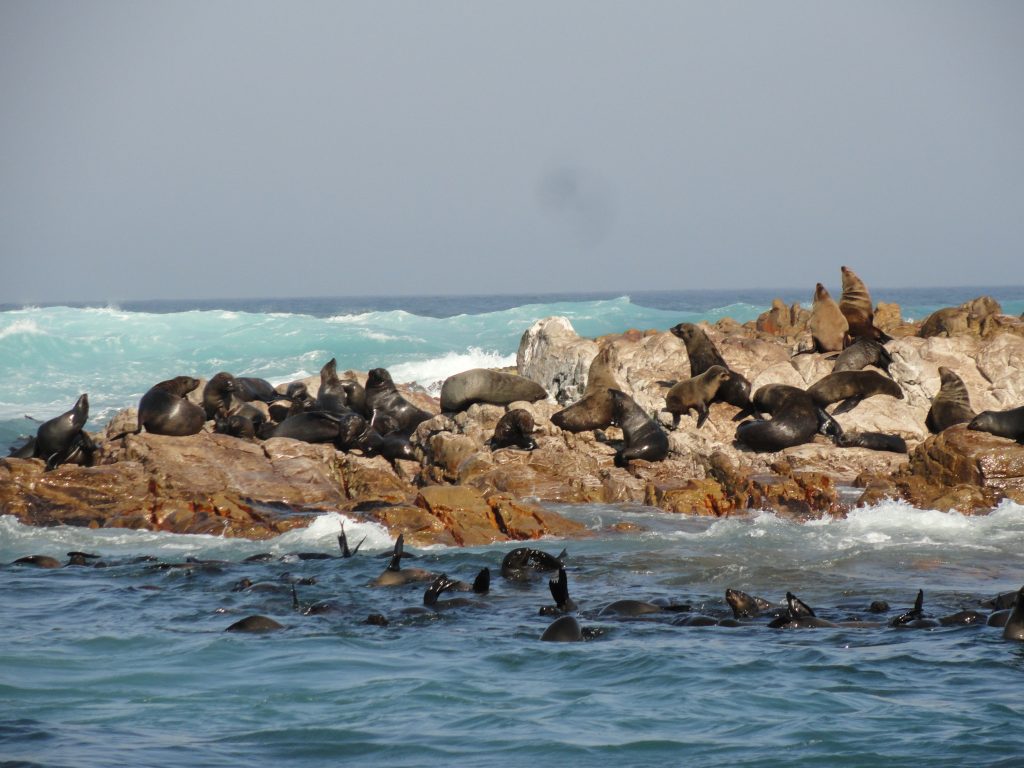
[3,294,1023,547]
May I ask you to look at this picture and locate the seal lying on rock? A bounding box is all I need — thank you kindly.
[926,367,976,434]
[806,370,903,414]
[735,385,834,453]
[968,405,1024,443]
[608,389,669,466]
[669,323,754,418]
[664,365,731,429]
[829,337,893,375]
[440,369,547,412]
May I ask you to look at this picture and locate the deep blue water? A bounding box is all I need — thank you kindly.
[2,287,1024,767]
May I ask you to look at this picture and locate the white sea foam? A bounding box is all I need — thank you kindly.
[0,319,46,340]
[389,347,518,390]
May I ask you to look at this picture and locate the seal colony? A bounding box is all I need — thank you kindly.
[4,265,1024,542]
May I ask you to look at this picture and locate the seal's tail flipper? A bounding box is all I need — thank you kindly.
[832,396,865,416]
[472,567,490,594]
[385,534,404,572]
[549,567,570,608]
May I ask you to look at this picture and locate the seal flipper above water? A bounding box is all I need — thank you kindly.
[1002,586,1024,641]
[337,523,365,558]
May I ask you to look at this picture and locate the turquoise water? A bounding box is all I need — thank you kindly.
[3,287,1024,766]
[2,503,1023,767]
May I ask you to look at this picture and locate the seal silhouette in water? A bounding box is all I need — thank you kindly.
[889,589,939,629]
[372,534,434,586]
[768,592,838,629]
[501,547,566,581]
[225,615,284,633]
[1001,586,1024,641]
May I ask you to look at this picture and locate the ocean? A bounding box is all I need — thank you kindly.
[2,286,1024,767]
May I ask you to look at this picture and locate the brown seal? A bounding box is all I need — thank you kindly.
[550,346,621,432]
[669,323,754,416]
[808,283,848,353]
[838,265,889,342]
[440,369,547,412]
[806,370,903,413]
[490,408,538,450]
[925,367,976,434]
[664,365,730,429]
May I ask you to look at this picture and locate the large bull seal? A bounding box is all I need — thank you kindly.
[137,376,206,436]
[808,282,848,353]
[838,265,890,343]
[550,346,621,433]
[440,369,547,412]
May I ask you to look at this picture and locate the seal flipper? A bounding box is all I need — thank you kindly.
[472,567,490,595]
[832,395,865,416]
[891,589,926,627]
[547,566,578,612]
[423,574,459,607]
[385,534,405,572]
[338,523,364,558]
[787,592,816,618]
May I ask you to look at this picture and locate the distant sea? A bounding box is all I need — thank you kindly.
[2,286,1024,767]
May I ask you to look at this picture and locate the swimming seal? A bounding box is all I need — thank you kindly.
[540,615,584,642]
[32,394,95,470]
[830,338,893,376]
[968,405,1024,443]
[669,323,754,417]
[838,265,890,343]
[364,368,434,434]
[735,385,827,452]
[540,567,578,616]
[806,370,903,414]
[490,408,538,450]
[1002,587,1024,641]
[768,592,838,629]
[608,389,669,466]
[440,369,547,412]
[422,569,490,610]
[225,615,284,633]
[550,346,622,433]
[926,367,976,434]
[501,547,566,580]
[372,534,434,586]
[136,376,207,436]
[889,589,939,629]
[725,589,783,619]
[808,282,849,353]
[664,365,731,429]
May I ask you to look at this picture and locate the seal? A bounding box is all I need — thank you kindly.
[12,554,62,568]
[669,323,754,417]
[598,598,690,618]
[926,367,976,434]
[838,265,890,343]
[968,405,1024,443]
[364,368,434,434]
[540,567,578,616]
[372,534,434,586]
[767,592,838,629]
[215,413,256,439]
[490,408,538,451]
[315,358,351,415]
[806,370,903,414]
[32,394,95,470]
[269,382,315,422]
[225,615,284,633]
[832,429,908,453]
[550,346,622,433]
[440,369,547,412]
[337,522,365,558]
[608,389,669,466]
[830,337,893,376]
[540,615,584,642]
[263,410,367,449]
[202,372,266,426]
[725,588,783,619]
[1002,587,1024,641]
[808,282,848,353]
[735,385,824,452]
[422,569,490,610]
[501,547,566,581]
[664,365,731,429]
[233,377,281,403]
[136,376,206,436]
[889,589,939,629]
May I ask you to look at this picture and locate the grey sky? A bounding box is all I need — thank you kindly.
[1,1,1021,304]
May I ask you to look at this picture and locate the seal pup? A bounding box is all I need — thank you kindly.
[269,382,315,422]
[926,367,976,434]
[32,394,95,470]
[664,365,731,429]
[364,368,434,434]
[838,265,890,343]
[735,385,824,452]
[669,323,754,417]
[830,337,893,376]
[1002,586,1024,641]
[214,412,257,439]
[372,534,434,586]
[490,408,538,451]
[550,346,621,433]
[440,369,547,412]
[808,282,849,353]
[832,429,908,453]
[968,405,1024,443]
[806,370,903,414]
[608,389,669,467]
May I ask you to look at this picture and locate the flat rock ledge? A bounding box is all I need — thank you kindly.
[4,299,1024,544]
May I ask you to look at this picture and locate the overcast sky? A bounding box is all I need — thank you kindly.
[1,1,1021,304]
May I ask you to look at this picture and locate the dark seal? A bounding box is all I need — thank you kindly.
[490,408,538,451]
[735,385,827,452]
[669,323,754,417]
[968,405,1024,443]
[137,376,206,436]
[31,394,95,470]
[926,367,976,434]
[364,368,435,434]
[608,389,669,466]
[806,370,903,414]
